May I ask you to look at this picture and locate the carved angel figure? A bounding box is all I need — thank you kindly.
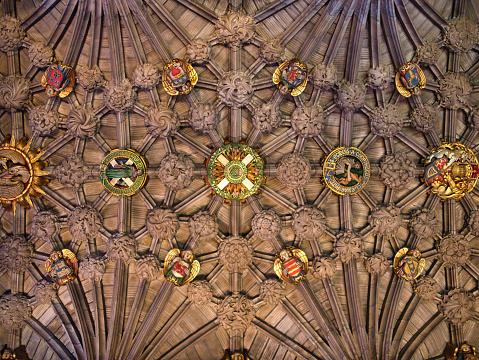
[41,62,75,98]
[445,342,477,360]
[0,148,30,201]
[162,59,198,96]
[163,249,200,286]
[274,247,308,284]
[395,61,426,97]
[272,58,308,96]
[45,249,78,285]
[393,248,425,282]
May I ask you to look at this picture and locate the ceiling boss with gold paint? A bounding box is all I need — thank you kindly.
[395,61,426,97]
[206,143,264,201]
[162,59,198,96]
[272,58,308,96]
[322,147,370,195]
[0,135,49,212]
[41,61,75,98]
[424,142,478,200]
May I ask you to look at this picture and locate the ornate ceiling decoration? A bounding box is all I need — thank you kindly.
[0,0,478,359]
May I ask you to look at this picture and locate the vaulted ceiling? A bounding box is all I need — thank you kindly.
[0,0,478,359]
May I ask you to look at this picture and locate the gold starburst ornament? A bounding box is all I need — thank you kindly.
[0,134,49,213]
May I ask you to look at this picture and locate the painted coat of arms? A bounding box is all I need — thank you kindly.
[395,61,426,97]
[393,248,425,282]
[162,59,198,96]
[445,342,477,360]
[41,62,75,98]
[274,247,308,284]
[99,149,148,196]
[424,142,478,200]
[45,249,78,285]
[322,147,370,195]
[273,58,308,96]
[163,249,200,286]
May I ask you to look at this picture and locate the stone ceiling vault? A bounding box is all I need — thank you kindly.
[0,0,478,359]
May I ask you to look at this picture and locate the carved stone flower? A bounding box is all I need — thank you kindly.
[30,211,60,242]
[103,79,137,112]
[0,236,33,273]
[367,66,391,90]
[334,231,363,263]
[409,209,440,239]
[135,254,161,281]
[53,155,89,189]
[79,255,106,282]
[218,236,254,272]
[415,42,441,65]
[414,276,439,301]
[66,108,100,138]
[76,65,105,91]
[215,10,255,48]
[335,80,366,112]
[443,17,479,53]
[28,106,60,136]
[132,63,161,90]
[0,75,31,110]
[370,104,403,138]
[438,73,472,109]
[145,106,179,138]
[311,63,337,90]
[67,206,103,244]
[28,42,54,67]
[368,205,403,237]
[252,102,281,133]
[259,279,286,305]
[438,289,476,324]
[364,253,389,276]
[186,39,211,64]
[217,294,256,331]
[291,102,324,138]
[146,208,179,240]
[0,293,32,329]
[218,71,253,108]
[292,206,326,241]
[188,211,218,242]
[188,280,214,306]
[0,16,26,52]
[31,279,59,304]
[378,153,415,190]
[409,105,437,133]
[158,153,194,190]
[251,210,282,240]
[106,233,138,263]
[259,38,284,64]
[189,102,218,134]
[276,153,311,189]
[437,234,471,267]
[311,256,336,279]
[467,209,479,236]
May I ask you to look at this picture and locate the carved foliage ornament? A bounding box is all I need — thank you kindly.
[30,210,60,242]
[28,106,60,136]
[438,73,472,109]
[103,79,137,112]
[413,276,439,301]
[67,107,100,138]
[146,207,179,240]
[292,206,326,241]
[439,288,476,324]
[135,254,162,281]
[132,63,161,90]
[158,153,194,190]
[106,233,138,263]
[0,235,33,273]
[0,16,26,52]
[53,155,89,189]
[76,65,105,91]
[260,38,284,64]
[68,205,103,244]
[188,211,218,242]
[291,102,324,138]
[28,42,54,68]
[437,234,471,267]
[368,205,403,237]
[259,279,286,305]
[190,102,218,134]
[334,80,366,112]
[217,294,256,332]
[0,293,32,330]
[218,72,254,108]
[0,75,31,110]
[311,256,336,279]
[79,255,106,282]
[215,11,255,48]
[31,279,59,304]
[415,42,441,66]
[364,253,389,276]
[188,280,214,306]
[378,152,415,190]
[252,102,281,133]
[0,135,49,211]
[443,17,479,53]
[334,231,363,263]
[311,63,337,90]
[467,209,479,236]
[251,209,282,240]
[409,105,437,133]
[276,153,311,189]
[367,66,391,90]
[185,39,211,64]
[369,104,403,138]
[145,105,179,138]
[218,236,254,272]
[408,208,440,239]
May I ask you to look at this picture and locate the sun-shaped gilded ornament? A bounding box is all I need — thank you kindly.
[424,142,478,200]
[206,143,264,201]
[0,134,49,212]
[322,147,370,195]
[99,149,147,196]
